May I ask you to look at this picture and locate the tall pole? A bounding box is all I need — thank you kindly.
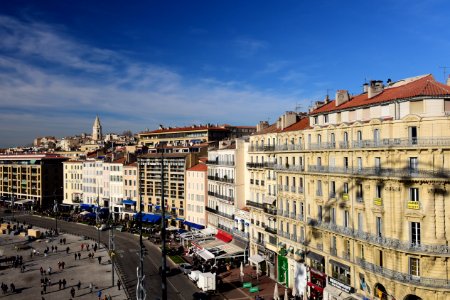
[97,195,100,246]
[160,148,167,300]
[136,164,146,300]
[110,222,115,287]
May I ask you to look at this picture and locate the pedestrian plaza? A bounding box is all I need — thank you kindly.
[0,221,127,300]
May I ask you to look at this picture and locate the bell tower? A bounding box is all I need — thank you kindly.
[92,115,102,142]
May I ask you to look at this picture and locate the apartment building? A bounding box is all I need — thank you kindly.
[139,124,255,149]
[185,163,208,229]
[206,138,249,245]
[248,74,450,300]
[63,161,83,204]
[138,152,198,224]
[0,154,67,208]
[123,162,138,218]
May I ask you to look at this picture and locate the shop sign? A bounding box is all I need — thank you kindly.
[328,277,354,294]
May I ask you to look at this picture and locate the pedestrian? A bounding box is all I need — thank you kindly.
[81,243,84,251]
[87,244,90,251]
[9,283,15,293]
[58,279,62,290]
[94,243,97,252]
[70,286,75,298]
[43,284,47,294]
[47,266,52,275]
[62,261,65,269]
[66,246,70,254]
[98,256,102,264]
[89,282,93,293]
[97,289,102,300]
[91,252,94,259]
[77,252,81,260]
[58,261,61,270]
[20,264,25,273]
[63,238,66,244]
[51,245,54,252]
[59,238,62,244]
[40,266,44,276]
[77,280,81,290]
[55,246,58,252]
[88,253,92,259]
[117,279,121,290]
[74,253,77,260]
[62,278,67,289]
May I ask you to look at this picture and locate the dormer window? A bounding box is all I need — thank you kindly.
[314,116,318,124]
[323,114,329,123]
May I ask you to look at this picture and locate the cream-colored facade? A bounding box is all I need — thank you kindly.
[248,75,450,300]
[63,161,83,204]
[123,163,138,201]
[185,163,207,227]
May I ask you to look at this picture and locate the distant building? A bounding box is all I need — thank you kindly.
[0,154,67,208]
[63,161,83,204]
[185,162,208,229]
[92,115,103,142]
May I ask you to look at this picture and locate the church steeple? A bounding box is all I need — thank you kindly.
[92,115,102,142]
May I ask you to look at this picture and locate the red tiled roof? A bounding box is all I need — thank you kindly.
[310,74,450,115]
[283,117,310,132]
[187,163,207,172]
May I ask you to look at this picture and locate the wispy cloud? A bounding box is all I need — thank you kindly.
[234,37,267,58]
[0,15,299,147]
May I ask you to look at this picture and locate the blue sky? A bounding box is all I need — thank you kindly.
[0,0,449,147]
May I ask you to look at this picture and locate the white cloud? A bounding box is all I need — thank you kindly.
[0,15,301,147]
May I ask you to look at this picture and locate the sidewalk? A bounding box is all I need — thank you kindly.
[0,221,127,300]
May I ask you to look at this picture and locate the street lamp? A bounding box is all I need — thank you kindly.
[96,196,101,245]
[53,199,58,235]
[159,145,168,300]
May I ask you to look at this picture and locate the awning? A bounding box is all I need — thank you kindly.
[216,230,233,243]
[248,254,265,264]
[197,249,215,261]
[183,221,205,230]
[15,199,33,205]
[306,251,324,263]
[133,213,162,223]
[80,203,94,211]
[201,227,217,236]
[307,281,324,292]
[122,199,136,205]
[329,259,350,271]
[155,205,161,210]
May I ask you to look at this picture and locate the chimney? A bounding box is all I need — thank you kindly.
[256,121,269,132]
[335,90,350,106]
[368,80,384,98]
[363,83,369,93]
[447,75,450,86]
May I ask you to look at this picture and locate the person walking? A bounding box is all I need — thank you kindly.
[40,266,44,276]
[89,282,93,293]
[81,243,84,251]
[70,286,75,298]
[62,278,67,289]
[55,246,58,252]
[58,279,62,290]
[10,283,15,293]
[117,279,121,290]
[77,280,81,290]
[77,252,81,260]
[66,246,70,254]
[97,289,102,300]
[97,256,102,264]
[74,253,77,260]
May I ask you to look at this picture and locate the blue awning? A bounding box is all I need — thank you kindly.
[133,213,162,223]
[122,199,136,205]
[80,204,94,211]
[155,205,161,210]
[183,221,205,230]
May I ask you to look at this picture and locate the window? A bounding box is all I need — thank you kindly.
[330,181,336,197]
[356,184,363,201]
[376,217,383,238]
[344,210,349,228]
[330,207,336,224]
[411,222,421,246]
[373,129,380,145]
[343,182,349,194]
[324,114,329,123]
[357,213,363,232]
[330,133,335,147]
[344,157,349,169]
[343,132,348,147]
[409,257,420,277]
[376,184,382,199]
[360,244,365,260]
[409,126,418,145]
[357,157,362,171]
[318,205,323,221]
[317,134,322,146]
[375,157,381,170]
[357,130,362,142]
[410,187,419,202]
[314,116,318,124]
[409,157,419,173]
[317,180,322,196]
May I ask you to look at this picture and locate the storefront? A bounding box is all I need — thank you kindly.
[306,251,326,300]
[323,260,357,300]
[265,248,277,280]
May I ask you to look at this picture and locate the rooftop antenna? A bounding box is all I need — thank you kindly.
[439,66,449,83]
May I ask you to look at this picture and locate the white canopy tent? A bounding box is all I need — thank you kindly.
[196,249,215,261]
[248,254,265,265]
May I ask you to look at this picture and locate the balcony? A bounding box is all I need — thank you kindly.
[205,206,234,220]
[356,195,364,203]
[273,164,305,172]
[249,145,275,152]
[247,162,265,169]
[352,137,450,149]
[274,144,303,152]
[246,200,264,210]
[297,214,304,221]
[233,229,249,239]
[207,175,234,184]
[263,206,277,215]
[206,160,235,166]
[289,212,296,219]
[252,238,265,246]
[218,224,233,233]
[406,201,420,210]
[264,226,277,235]
[298,186,304,194]
[312,220,450,255]
[208,191,235,203]
[309,142,336,150]
[356,257,450,288]
[330,247,337,256]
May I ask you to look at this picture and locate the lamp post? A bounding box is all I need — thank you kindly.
[160,145,168,300]
[53,199,58,235]
[96,196,101,246]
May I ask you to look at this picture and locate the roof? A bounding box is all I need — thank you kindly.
[282,117,310,132]
[139,152,190,159]
[187,163,207,172]
[140,125,229,135]
[252,123,281,136]
[310,74,450,115]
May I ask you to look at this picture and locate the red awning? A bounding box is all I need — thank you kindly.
[216,230,233,243]
[307,281,324,292]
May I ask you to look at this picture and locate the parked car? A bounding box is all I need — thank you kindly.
[179,263,192,275]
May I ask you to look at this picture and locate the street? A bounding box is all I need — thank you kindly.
[8,213,201,300]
